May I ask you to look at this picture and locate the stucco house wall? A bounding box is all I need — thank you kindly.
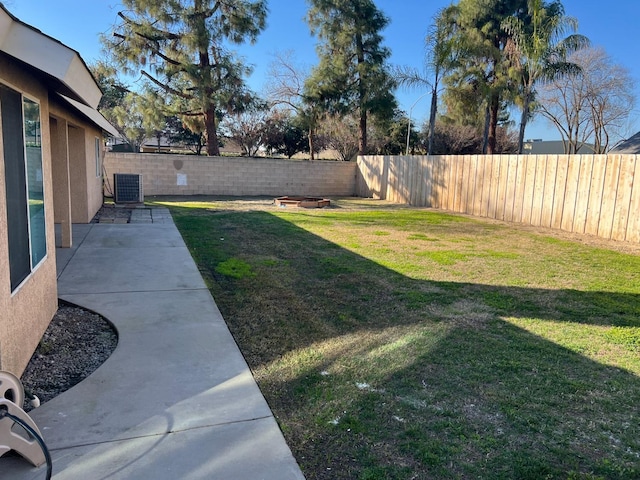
[0,4,116,376]
[0,52,58,375]
[49,97,104,223]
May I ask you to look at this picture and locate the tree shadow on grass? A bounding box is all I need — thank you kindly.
[173,208,640,480]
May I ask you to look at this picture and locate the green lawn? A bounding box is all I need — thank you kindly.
[152,196,640,480]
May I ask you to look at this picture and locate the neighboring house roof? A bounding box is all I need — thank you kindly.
[142,136,173,148]
[109,136,175,150]
[523,140,595,155]
[0,3,101,108]
[610,132,640,154]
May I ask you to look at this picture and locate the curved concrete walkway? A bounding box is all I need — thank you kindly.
[2,208,305,479]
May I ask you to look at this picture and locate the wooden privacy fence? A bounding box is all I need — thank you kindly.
[357,154,640,243]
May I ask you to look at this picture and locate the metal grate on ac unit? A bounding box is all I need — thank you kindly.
[114,173,143,203]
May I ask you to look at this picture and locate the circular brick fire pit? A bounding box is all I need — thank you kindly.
[275,196,331,208]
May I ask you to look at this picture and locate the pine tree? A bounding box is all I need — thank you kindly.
[305,0,397,155]
[102,0,267,156]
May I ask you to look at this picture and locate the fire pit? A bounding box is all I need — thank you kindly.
[275,196,331,208]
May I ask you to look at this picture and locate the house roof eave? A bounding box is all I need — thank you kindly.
[0,4,102,109]
[57,93,119,137]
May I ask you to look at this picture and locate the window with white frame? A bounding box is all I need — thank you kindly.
[0,84,46,292]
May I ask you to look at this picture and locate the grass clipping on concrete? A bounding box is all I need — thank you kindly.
[159,197,640,480]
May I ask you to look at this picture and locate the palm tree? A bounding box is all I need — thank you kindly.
[395,7,457,155]
[503,0,589,153]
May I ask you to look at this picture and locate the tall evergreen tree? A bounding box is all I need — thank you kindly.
[443,0,527,154]
[102,0,267,156]
[90,61,129,111]
[305,0,397,155]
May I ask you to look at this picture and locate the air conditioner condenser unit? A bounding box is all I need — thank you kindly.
[114,173,143,203]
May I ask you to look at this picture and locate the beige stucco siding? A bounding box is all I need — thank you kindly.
[0,53,58,375]
[49,97,103,223]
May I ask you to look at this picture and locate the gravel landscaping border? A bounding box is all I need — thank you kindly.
[20,302,118,412]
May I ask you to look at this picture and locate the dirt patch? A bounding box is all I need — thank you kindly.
[20,302,118,411]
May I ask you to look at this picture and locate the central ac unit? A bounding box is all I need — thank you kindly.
[114,173,143,203]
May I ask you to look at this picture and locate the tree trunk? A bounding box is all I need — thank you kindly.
[204,107,220,156]
[196,135,204,156]
[518,91,531,154]
[355,31,367,156]
[482,103,490,154]
[487,95,499,154]
[359,111,367,156]
[427,87,438,155]
[197,39,220,156]
[308,127,315,161]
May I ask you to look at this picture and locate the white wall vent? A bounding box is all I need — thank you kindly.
[114,173,143,203]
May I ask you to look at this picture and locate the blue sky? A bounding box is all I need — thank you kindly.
[4,0,639,141]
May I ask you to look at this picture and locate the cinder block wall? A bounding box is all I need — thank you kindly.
[104,153,357,197]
